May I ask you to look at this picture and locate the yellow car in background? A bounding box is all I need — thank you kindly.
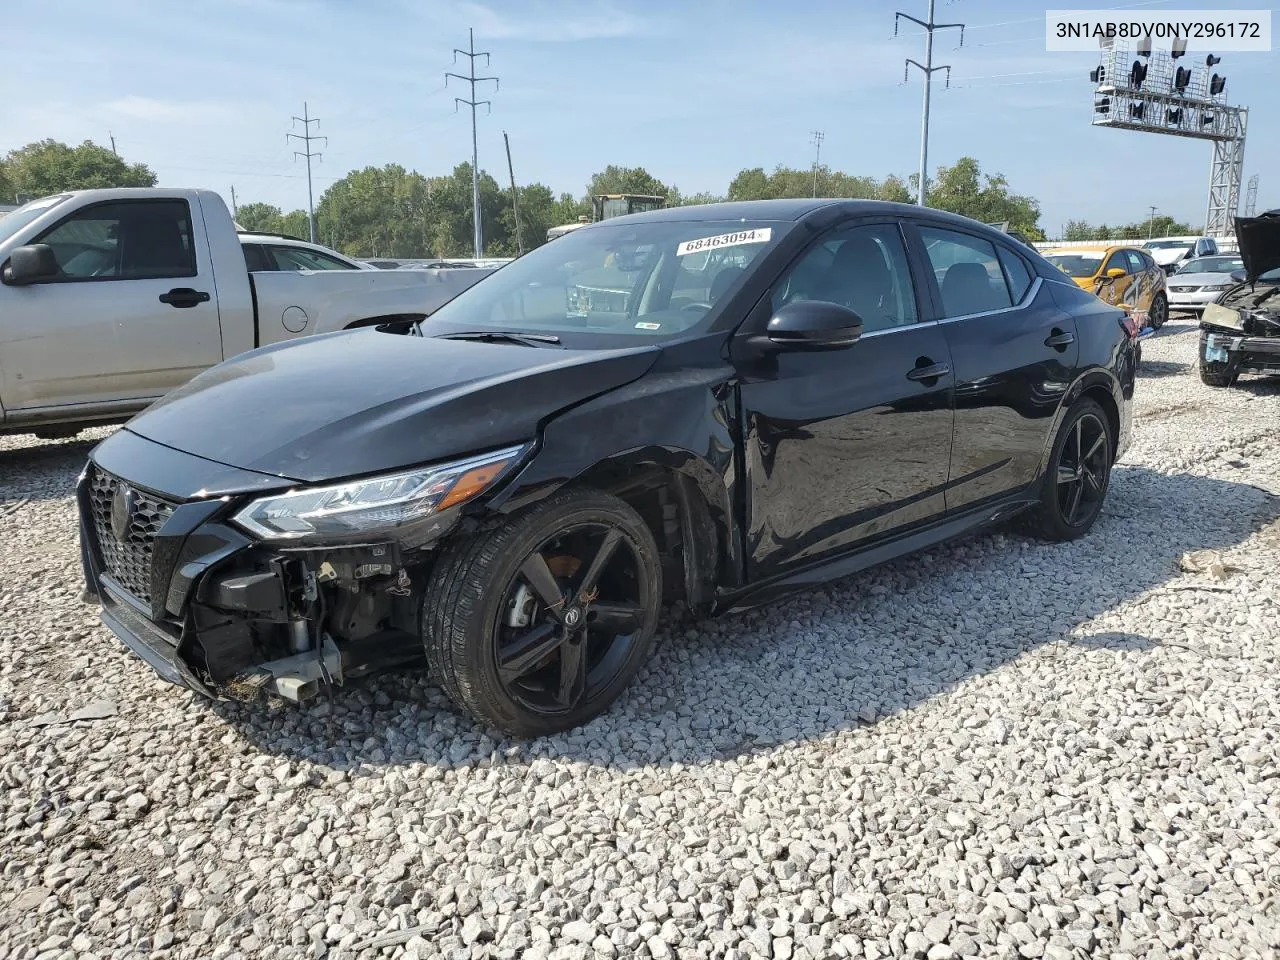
[1042,245,1169,330]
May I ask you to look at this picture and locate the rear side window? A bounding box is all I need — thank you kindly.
[919,227,1014,318]
[242,244,273,272]
[996,246,1033,303]
[35,200,195,281]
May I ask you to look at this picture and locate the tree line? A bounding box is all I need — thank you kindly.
[1061,215,1200,242]
[4,139,1049,258]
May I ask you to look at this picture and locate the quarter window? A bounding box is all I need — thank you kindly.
[772,223,918,333]
[34,200,196,281]
[919,227,1014,318]
[996,246,1033,303]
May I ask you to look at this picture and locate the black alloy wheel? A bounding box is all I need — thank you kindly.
[1149,292,1168,330]
[1024,398,1114,542]
[422,488,662,737]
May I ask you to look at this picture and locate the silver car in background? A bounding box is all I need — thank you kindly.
[1166,255,1245,314]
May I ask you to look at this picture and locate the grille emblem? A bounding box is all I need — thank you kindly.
[110,483,136,542]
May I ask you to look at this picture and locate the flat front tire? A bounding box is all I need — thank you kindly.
[1024,398,1114,542]
[421,488,662,737]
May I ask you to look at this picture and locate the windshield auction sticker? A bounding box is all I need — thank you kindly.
[677,228,773,257]
[1046,10,1271,51]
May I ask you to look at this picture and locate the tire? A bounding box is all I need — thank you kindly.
[421,487,662,737]
[1148,293,1168,330]
[1024,398,1114,542]
[1198,332,1239,387]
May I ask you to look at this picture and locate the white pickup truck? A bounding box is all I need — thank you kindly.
[0,188,497,438]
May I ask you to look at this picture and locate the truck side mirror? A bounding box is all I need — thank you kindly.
[2,244,59,285]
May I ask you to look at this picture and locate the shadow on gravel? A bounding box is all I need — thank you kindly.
[210,464,1280,771]
[0,435,100,505]
[1233,375,1280,396]
[1136,360,1189,379]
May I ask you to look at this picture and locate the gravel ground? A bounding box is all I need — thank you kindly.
[1,319,1278,960]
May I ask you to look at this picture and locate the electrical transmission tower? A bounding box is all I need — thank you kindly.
[895,0,964,206]
[1244,174,1259,217]
[447,29,499,259]
[288,102,326,244]
[810,131,824,198]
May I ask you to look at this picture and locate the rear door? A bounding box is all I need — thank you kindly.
[0,198,223,413]
[735,218,956,579]
[916,223,1079,511]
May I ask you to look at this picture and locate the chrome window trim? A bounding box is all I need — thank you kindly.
[937,276,1043,325]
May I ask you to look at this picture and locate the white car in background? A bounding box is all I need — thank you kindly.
[1166,254,1246,313]
[1142,236,1219,274]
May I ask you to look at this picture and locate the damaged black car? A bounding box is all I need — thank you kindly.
[1198,209,1280,387]
[78,199,1137,737]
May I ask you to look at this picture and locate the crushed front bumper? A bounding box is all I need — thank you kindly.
[1202,330,1280,374]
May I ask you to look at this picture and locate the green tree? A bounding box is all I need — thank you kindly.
[280,210,310,240]
[2,139,156,195]
[727,165,907,203]
[586,165,675,201]
[0,161,14,203]
[680,191,725,206]
[1063,219,1094,241]
[235,202,284,233]
[919,157,1045,241]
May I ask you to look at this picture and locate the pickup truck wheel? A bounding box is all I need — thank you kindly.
[1023,398,1113,543]
[421,488,662,737]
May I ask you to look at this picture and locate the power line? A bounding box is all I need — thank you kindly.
[446,28,498,259]
[287,102,327,244]
[896,0,965,206]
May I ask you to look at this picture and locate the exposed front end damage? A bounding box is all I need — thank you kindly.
[1199,292,1280,381]
[76,444,501,705]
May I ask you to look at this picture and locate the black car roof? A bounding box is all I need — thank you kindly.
[601,198,1027,237]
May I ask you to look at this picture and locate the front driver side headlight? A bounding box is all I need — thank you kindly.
[232,444,529,541]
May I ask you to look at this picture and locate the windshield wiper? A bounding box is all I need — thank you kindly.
[435,330,563,347]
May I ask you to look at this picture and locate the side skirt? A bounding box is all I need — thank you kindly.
[712,496,1038,617]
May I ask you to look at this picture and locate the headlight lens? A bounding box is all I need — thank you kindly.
[232,444,528,541]
[1202,283,1229,291]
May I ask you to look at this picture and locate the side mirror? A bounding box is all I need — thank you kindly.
[2,244,59,285]
[750,300,864,351]
[1229,268,1248,283]
[1105,267,1126,278]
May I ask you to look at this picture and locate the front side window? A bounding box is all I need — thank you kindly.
[1124,250,1147,273]
[268,245,356,271]
[34,200,195,281]
[421,218,787,346]
[1103,251,1131,276]
[920,227,1014,318]
[771,223,918,333]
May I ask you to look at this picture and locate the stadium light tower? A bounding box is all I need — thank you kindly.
[1089,42,1247,238]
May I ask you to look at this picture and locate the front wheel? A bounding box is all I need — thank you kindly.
[1024,398,1114,542]
[421,488,662,737]
[1148,293,1168,330]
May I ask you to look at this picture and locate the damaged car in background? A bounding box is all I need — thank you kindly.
[77,199,1137,737]
[1198,210,1280,388]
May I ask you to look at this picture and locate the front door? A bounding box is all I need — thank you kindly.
[915,224,1080,510]
[735,219,956,581]
[0,198,223,413]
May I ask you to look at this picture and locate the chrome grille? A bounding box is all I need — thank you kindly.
[87,467,177,607]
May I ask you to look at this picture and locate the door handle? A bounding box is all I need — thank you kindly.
[906,360,951,383]
[159,288,210,309]
[1044,328,1075,350]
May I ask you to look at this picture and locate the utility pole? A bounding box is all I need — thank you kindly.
[287,102,327,244]
[230,185,238,220]
[896,1,964,206]
[108,133,118,157]
[810,131,824,198]
[1147,205,1158,239]
[504,131,524,256]
[447,28,498,259]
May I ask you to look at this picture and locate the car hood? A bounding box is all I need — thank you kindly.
[1235,211,1280,282]
[125,330,662,483]
[1147,247,1191,266]
[1167,272,1234,287]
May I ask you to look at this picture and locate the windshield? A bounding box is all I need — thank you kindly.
[1177,256,1243,274]
[421,219,786,345]
[1144,240,1193,250]
[1045,252,1103,278]
[0,194,70,246]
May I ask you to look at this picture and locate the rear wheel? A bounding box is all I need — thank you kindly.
[1148,293,1168,330]
[421,488,662,737]
[1024,398,1114,542]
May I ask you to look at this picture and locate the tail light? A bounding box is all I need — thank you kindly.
[1120,313,1139,339]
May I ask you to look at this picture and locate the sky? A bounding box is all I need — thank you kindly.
[1,0,1275,235]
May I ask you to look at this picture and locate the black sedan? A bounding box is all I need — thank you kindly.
[77,199,1137,737]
